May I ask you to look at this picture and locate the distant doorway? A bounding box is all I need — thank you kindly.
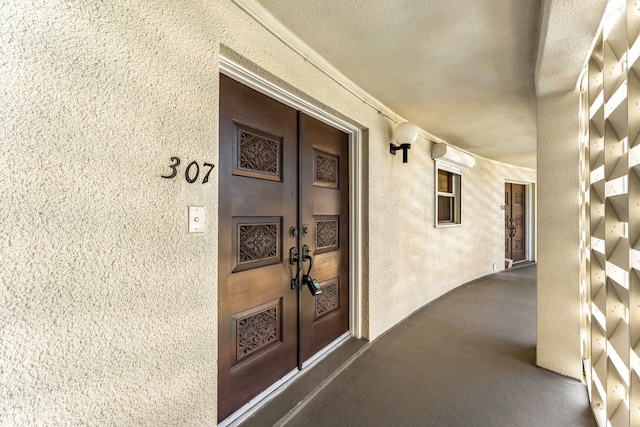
[505,183,526,262]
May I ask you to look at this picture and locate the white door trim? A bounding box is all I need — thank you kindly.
[219,56,364,339]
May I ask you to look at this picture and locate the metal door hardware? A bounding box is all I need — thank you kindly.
[301,244,322,296]
[508,217,516,237]
[303,275,322,296]
[289,247,301,289]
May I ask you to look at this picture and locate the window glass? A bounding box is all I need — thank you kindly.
[435,162,462,226]
[438,195,453,222]
[438,170,452,193]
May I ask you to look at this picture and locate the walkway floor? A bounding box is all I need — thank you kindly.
[240,265,596,426]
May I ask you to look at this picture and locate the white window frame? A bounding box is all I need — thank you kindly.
[435,160,463,227]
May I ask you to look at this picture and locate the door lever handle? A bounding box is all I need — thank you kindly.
[301,245,322,296]
[289,247,301,289]
[301,244,311,261]
[507,217,516,237]
[289,247,299,265]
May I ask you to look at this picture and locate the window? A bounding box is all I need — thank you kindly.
[435,161,462,226]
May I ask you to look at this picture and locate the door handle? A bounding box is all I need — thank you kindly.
[301,244,311,262]
[289,246,299,265]
[508,217,516,237]
[301,245,322,296]
[289,247,301,289]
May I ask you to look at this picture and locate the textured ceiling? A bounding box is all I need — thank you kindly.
[245,0,609,169]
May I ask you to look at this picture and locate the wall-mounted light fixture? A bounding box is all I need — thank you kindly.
[390,122,419,163]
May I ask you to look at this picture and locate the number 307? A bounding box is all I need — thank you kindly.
[161,157,215,184]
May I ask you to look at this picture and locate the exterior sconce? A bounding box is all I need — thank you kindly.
[390,122,419,163]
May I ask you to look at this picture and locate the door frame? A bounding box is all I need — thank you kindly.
[219,56,365,340]
[505,180,534,262]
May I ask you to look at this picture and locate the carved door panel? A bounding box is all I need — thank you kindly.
[218,77,350,421]
[299,113,349,362]
[505,183,526,262]
[218,75,298,422]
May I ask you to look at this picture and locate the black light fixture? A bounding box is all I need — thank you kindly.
[390,122,419,163]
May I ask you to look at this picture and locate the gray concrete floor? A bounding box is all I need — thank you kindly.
[241,265,597,426]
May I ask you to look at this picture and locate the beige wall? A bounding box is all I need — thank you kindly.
[536,90,582,379]
[2,0,537,424]
[1,1,219,425]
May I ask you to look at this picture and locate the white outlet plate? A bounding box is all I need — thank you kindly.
[188,206,205,233]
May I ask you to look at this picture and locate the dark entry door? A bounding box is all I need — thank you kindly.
[299,113,350,362]
[505,183,526,262]
[218,75,350,422]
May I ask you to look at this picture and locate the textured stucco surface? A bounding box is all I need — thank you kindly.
[536,91,582,379]
[536,0,607,96]
[1,1,218,425]
[366,150,537,339]
[2,0,539,424]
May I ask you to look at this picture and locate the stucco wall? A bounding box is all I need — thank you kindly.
[367,149,537,338]
[1,1,218,425]
[536,90,582,379]
[2,0,537,424]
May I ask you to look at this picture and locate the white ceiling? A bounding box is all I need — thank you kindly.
[244,0,609,169]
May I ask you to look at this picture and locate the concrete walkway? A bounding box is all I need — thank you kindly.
[241,265,596,426]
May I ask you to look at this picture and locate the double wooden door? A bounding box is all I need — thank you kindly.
[505,183,525,262]
[218,75,350,422]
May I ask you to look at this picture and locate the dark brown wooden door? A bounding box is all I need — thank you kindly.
[505,183,526,262]
[218,76,349,422]
[299,113,349,362]
[218,75,298,421]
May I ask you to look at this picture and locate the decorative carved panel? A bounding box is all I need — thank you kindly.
[234,124,282,181]
[505,239,509,252]
[315,278,339,320]
[315,216,339,253]
[515,216,522,227]
[514,193,523,205]
[514,238,523,250]
[233,217,282,272]
[239,224,278,262]
[314,150,339,188]
[233,299,281,364]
